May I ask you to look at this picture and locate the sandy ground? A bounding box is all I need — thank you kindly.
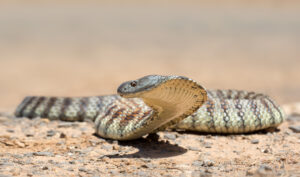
[0,2,300,177]
[0,107,300,177]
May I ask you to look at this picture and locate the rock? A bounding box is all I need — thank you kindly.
[23,153,34,157]
[46,130,56,137]
[57,122,79,128]
[67,167,74,171]
[69,160,76,164]
[191,170,212,177]
[246,168,255,176]
[12,154,23,159]
[0,174,13,177]
[80,127,89,132]
[261,147,272,154]
[33,152,54,157]
[192,161,204,167]
[71,134,81,138]
[89,139,103,146]
[59,132,66,138]
[289,125,300,133]
[25,132,34,137]
[80,147,94,154]
[136,171,148,176]
[101,144,113,151]
[79,167,88,172]
[202,142,212,148]
[14,140,26,148]
[251,139,259,144]
[192,160,214,167]
[163,133,177,140]
[188,146,201,151]
[141,164,155,169]
[255,164,273,176]
[205,135,212,139]
[198,137,205,142]
[140,158,151,163]
[110,170,119,176]
[202,160,215,167]
[6,129,14,133]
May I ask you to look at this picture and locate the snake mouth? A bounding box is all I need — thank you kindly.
[118,91,145,99]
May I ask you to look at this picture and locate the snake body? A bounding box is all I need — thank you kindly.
[14,75,285,140]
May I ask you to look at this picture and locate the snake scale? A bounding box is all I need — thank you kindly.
[14,75,285,140]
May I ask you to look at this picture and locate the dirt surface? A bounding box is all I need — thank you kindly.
[0,106,300,177]
[0,1,300,177]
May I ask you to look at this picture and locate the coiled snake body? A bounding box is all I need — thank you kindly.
[15,75,285,140]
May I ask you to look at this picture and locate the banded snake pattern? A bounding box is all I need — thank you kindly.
[14,75,285,140]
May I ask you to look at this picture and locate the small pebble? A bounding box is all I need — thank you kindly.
[46,130,56,137]
[202,142,212,148]
[6,129,14,133]
[192,161,204,167]
[69,160,76,164]
[89,139,102,146]
[256,164,273,175]
[191,170,212,177]
[101,144,113,151]
[141,163,155,169]
[163,133,177,140]
[79,167,88,172]
[188,146,201,151]
[136,171,148,177]
[25,133,34,137]
[57,122,79,128]
[33,152,54,157]
[67,167,74,171]
[192,160,214,167]
[251,139,259,144]
[60,132,66,138]
[261,147,272,154]
[203,160,215,167]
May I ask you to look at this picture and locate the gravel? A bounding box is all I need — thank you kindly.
[101,144,113,151]
[46,130,56,137]
[192,160,215,167]
[33,152,54,157]
[256,164,274,176]
[0,102,299,176]
[187,146,201,151]
[202,142,212,148]
[250,139,259,144]
[57,122,79,128]
[164,133,177,140]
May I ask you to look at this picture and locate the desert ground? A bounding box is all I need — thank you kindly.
[0,1,300,176]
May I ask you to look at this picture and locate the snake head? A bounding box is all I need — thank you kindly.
[117,75,168,98]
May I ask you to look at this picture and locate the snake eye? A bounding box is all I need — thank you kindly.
[130,81,137,87]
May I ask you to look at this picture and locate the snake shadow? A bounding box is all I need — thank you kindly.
[95,133,187,159]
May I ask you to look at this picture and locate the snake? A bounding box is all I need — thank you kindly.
[14,75,285,140]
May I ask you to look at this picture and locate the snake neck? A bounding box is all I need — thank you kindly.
[137,77,207,131]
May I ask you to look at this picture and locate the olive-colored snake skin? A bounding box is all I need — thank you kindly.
[14,75,285,140]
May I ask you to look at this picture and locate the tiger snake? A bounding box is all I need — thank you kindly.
[15,75,285,140]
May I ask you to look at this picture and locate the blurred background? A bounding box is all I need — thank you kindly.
[0,1,299,111]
